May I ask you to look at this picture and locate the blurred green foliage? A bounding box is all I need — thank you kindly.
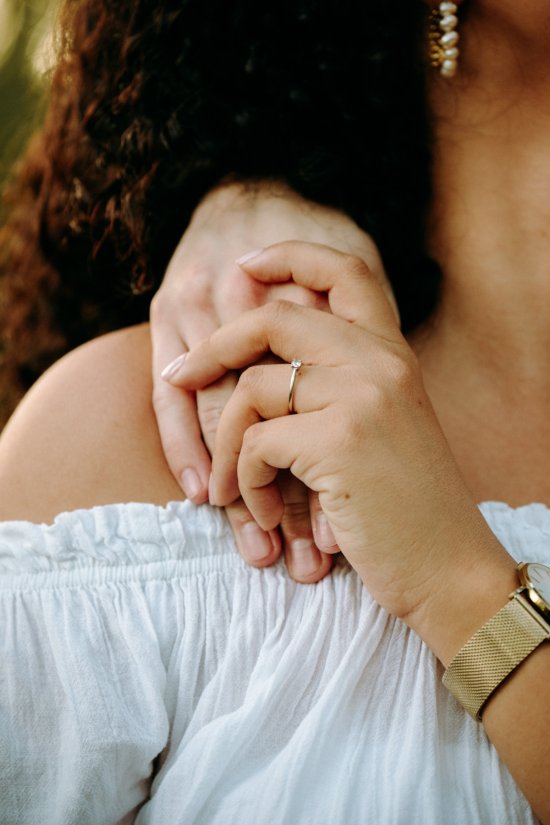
[0,0,57,194]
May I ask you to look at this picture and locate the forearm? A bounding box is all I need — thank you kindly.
[410,527,550,822]
[483,646,550,823]
[165,238,548,817]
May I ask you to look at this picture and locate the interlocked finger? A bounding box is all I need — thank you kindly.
[279,473,335,582]
[238,241,403,336]
[210,363,339,505]
[166,300,369,390]
[233,412,328,532]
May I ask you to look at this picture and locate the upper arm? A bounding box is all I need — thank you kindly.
[0,324,183,523]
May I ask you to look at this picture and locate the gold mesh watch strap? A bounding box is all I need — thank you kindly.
[442,592,550,721]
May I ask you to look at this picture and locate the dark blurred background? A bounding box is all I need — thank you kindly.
[0,0,57,193]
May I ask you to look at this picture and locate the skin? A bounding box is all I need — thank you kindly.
[0,243,548,819]
[165,241,516,623]
[414,0,550,506]
[0,0,550,817]
[0,325,182,519]
[149,0,550,578]
[151,183,393,580]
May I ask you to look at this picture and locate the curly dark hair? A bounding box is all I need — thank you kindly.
[0,0,438,425]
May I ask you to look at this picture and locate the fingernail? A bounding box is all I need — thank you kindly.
[240,521,274,562]
[236,248,264,266]
[290,538,320,577]
[314,512,337,549]
[161,352,187,381]
[181,468,203,502]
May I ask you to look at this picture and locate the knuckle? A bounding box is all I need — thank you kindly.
[179,264,214,310]
[280,499,311,533]
[225,505,252,530]
[351,350,420,428]
[153,266,215,324]
[198,388,236,448]
[266,298,294,323]
[340,253,373,283]
[218,264,260,313]
[151,384,174,414]
[196,400,222,437]
[237,365,265,396]
[241,422,263,455]
[284,488,310,523]
[272,281,324,310]
[149,291,166,324]
[262,299,297,334]
[384,349,420,393]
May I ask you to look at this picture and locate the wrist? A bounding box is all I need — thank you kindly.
[193,177,296,215]
[406,527,518,667]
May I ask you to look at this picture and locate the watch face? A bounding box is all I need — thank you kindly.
[524,563,550,608]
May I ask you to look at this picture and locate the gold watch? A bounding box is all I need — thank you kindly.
[442,562,550,720]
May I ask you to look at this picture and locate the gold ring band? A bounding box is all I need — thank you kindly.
[288,359,302,414]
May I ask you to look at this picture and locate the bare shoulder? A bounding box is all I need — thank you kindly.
[0,323,182,523]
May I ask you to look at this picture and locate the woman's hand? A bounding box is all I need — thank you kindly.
[165,241,514,649]
[153,181,396,583]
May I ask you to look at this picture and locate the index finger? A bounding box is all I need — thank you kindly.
[150,304,212,502]
[237,240,402,336]
[164,301,364,389]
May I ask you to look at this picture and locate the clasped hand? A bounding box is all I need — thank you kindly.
[152,183,397,582]
[165,241,489,626]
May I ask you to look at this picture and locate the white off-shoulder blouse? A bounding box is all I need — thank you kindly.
[0,500,545,824]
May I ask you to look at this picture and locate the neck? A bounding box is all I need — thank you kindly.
[422,0,550,395]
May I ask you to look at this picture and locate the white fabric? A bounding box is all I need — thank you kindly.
[0,499,545,825]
